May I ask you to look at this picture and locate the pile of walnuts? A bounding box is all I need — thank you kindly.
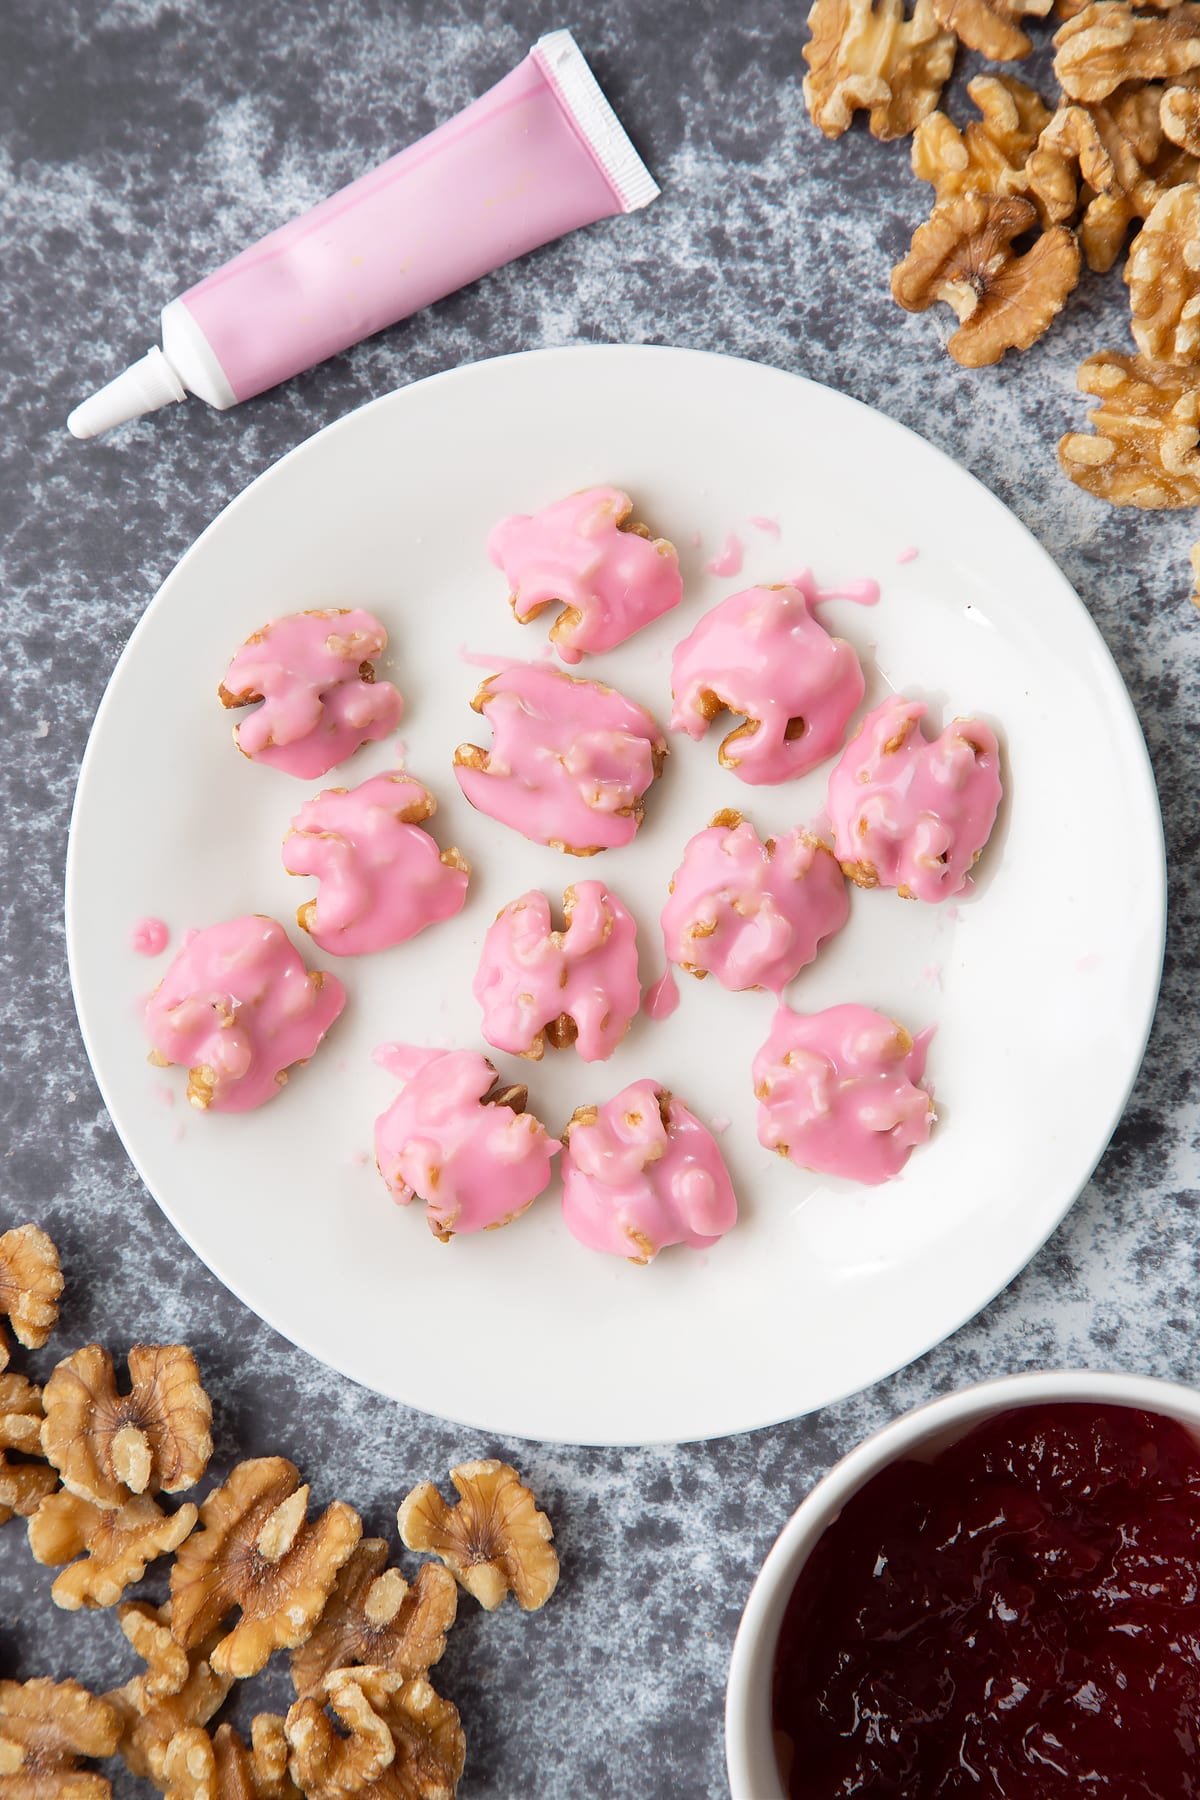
[803,0,1200,578]
[0,1224,559,1800]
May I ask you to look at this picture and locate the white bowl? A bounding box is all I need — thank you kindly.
[725,1369,1200,1799]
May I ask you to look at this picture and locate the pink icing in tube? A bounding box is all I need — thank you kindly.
[489,487,682,664]
[284,772,469,956]
[374,1048,556,1240]
[131,917,169,957]
[454,661,666,854]
[670,583,865,784]
[827,694,1002,902]
[474,882,641,1062]
[562,1079,738,1262]
[220,609,403,780]
[68,33,658,438]
[662,811,849,995]
[143,915,345,1112]
[753,1003,935,1185]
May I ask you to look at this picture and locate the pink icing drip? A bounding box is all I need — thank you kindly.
[283,772,468,957]
[474,881,640,1062]
[706,531,745,578]
[221,609,403,779]
[750,516,781,538]
[374,1047,556,1238]
[143,915,345,1113]
[897,546,920,564]
[643,968,680,1022]
[662,815,849,995]
[454,661,665,853]
[788,568,881,608]
[669,584,865,785]
[489,486,682,664]
[691,529,703,549]
[753,1003,935,1185]
[131,917,169,957]
[561,1078,737,1261]
[826,695,1002,903]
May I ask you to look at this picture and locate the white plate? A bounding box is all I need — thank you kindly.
[66,346,1164,1446]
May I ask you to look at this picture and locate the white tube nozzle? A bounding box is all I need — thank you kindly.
[67,346,188,440]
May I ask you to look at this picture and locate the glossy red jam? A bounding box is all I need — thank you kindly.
[773,1404,1200,1798]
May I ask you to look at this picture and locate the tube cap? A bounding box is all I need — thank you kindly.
[67,346,188,440]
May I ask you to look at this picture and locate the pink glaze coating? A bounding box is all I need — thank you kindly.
[561,1078,737,1262]
[788,568,881,608]
[662,811,849,995]
[488,486,682,663]
[219,608,403,779]
[374,1047,556,1239]
[827,695,1002,902]
[753,1002,935,1185]
[143,915,345,1113]
[454,660,666,854]
[283,772,469,957]
[706,531,744,578]
[131,917,169,957]
[474,881,640,1062]
[669,584,865,784]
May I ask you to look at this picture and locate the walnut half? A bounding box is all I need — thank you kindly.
[1054,4,1200,105]
[803,0,956,141]
[290,1540,458,1702]
[0,1373,57,1526]
[0,1678,121,1800]
[41,1344,212,1512]
[930,0,1052,61]
[912,76,1051,209]
[286,1668,465,1800]
[1126,181,1200,363]
[1059,348,1200,505]
[0,1225,63,1371]
[892,193,1081,366]
[397,1461,559,1613]
[170,1457,362,1680]
[28,1487,198,1610]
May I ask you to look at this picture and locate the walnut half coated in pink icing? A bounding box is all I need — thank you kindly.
[662,810,849,996]
[144,915,345,1112]
[474,881,640,1062]
[561,1079,738,1263]
[283,772,469,958]
[374,1048,556,1241]
[219,608,403,779]
[752,1003,935,1186]
[826,695,1002,902]
[453,661,667,855]
[669,583,865,785]
[489,486,683,664]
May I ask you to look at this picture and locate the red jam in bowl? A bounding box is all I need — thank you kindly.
[772,1403,1200,1798]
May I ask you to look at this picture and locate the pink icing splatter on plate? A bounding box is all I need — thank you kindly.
[374,1047,556,1240]
[706,531,744,578]
[643,968,680,1022]
[489,485,682,664]
[787,568,881,608]
[897,545,920,564]
[219,608,403,779]
[131,917,169,957]
[827,694,1002,903]
[753,1003,935,1185]
[670,583,865,784]
[662,811,849,994]
[454,661,666,854]
[750,515,781,538]
[143,915,345,1113]
[562,1079,737,1262]
[474,881,640,1062]
[283,772,469,957]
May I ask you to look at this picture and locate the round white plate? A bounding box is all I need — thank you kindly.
[67,346,1164,1446]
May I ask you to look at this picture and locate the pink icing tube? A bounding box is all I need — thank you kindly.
[67,31,658,439]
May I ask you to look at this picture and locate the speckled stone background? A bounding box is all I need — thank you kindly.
[1,3,1198,1795]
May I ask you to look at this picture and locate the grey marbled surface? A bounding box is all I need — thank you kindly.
[1,2,1198,1795]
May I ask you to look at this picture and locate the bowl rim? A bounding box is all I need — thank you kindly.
[724,1367,1200,1800]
